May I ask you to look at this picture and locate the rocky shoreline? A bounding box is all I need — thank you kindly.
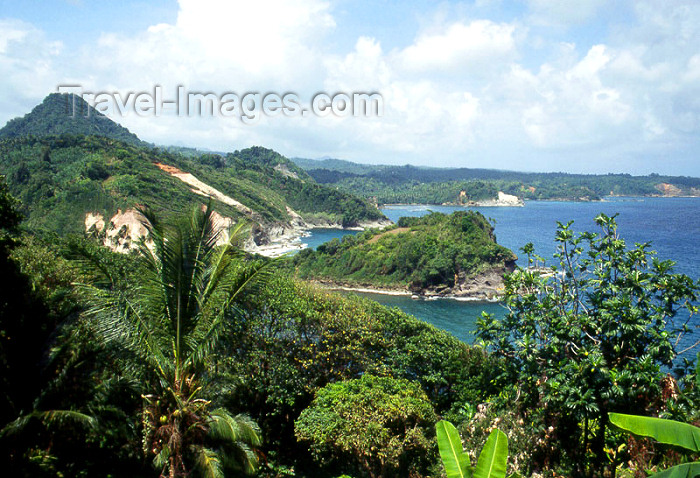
[309,264,513,301]
[246,217,392,258]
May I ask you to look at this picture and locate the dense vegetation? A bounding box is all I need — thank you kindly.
[295,374,437,478]
[0,93,144,145]
[2,174,700,477]
[0,180,498,476]
[0,135,383,236]
[3,95,700,478]
[294,158,700,203]
[290,211,516,292]
[472,215,700,477]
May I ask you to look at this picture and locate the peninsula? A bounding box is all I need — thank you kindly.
[289,211,517,299]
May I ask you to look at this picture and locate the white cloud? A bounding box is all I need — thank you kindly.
[320,35,484,158]
[172,0,334,79]
[395,20,517,74]
[76,0,336,97]
[1,0,700,173]
[0,19,62,118]
[324,37,390,91]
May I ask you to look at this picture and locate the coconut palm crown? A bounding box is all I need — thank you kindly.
[83,204,270,478]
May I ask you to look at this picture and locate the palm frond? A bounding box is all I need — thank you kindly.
[81,283,172,383]
[224,257,276,308]
[184,247,274,371]
[1,409,97,437]
[194,446,224,478]
[153,444,171,470]
[189,203,223,303]
[222,441,260,475]
[208,409,262,447]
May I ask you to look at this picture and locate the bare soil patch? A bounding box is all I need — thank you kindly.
[367,227,411,244]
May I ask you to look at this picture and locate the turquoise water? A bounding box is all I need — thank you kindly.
[306,198,700,346]
[302,228,359,250]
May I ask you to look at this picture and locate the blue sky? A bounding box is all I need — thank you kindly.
[1,0,699,175]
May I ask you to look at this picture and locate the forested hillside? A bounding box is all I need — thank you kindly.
[0,135,385,240]
[0,94,385,246]
[294,157,700,203]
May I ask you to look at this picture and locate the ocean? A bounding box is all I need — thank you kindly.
[304,197,700,347]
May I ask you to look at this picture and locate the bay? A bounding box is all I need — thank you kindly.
[305,198,700,346]
[302,227,359,251]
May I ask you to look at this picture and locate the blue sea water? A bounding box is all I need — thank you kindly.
[302,228,359,250]
[304,198,700,346]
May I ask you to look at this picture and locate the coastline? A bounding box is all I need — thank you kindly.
[309,278,505,302]
[246,218,392,258]
[249,195,700,258]
[313,282,412,297]
[381,194,700,208]
[381,191,524,208]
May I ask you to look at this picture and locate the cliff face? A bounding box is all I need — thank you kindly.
[654,182,700,197]
[461,191,524,207]
[655,183,683,196]
[418,261,516,300]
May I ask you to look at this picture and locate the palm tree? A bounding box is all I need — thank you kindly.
[83,204,271,478]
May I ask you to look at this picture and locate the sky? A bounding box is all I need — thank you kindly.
[0,0,699,175]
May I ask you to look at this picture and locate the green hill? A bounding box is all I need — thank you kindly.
[0,135,385,243]
[290,211,516,298]
[291,156,381,175]
[0,95,386,251]
[239,147,310,180]
[0,93,144,145]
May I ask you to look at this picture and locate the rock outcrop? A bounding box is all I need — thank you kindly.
[463,191,524,207]
[418,262,517,300]
[85,209,150,253]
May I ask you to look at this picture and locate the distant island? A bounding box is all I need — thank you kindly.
[289,211,517,299]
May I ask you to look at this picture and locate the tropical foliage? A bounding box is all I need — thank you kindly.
[476,214,699,475]
[609,412,700,477]
[80,205,271,477]
[295,374,437,478]
[436,420,508,478]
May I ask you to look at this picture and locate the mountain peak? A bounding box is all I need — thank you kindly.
[0,93,143,145]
